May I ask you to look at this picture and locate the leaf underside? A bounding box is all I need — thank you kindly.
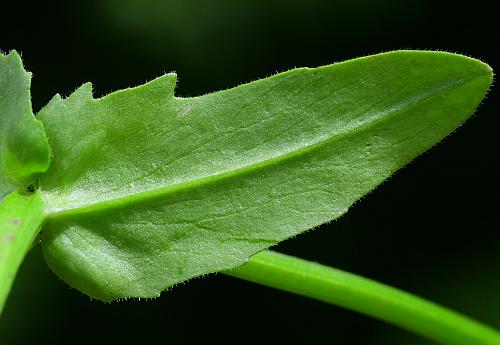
[34,51,492,301]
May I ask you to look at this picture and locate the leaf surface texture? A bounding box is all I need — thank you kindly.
[37,51,492,300]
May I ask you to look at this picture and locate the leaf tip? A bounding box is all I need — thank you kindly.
[0,49,21,61]
[146,72,178,98]
[71,82,94,100]
[0,49,31,81]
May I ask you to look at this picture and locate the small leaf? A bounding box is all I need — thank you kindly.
[37,51,492,301]
[0,51,50,199]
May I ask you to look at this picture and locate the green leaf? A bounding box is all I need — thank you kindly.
[0,191,45,313]
[37,51,492,301]
[0,51,50,199]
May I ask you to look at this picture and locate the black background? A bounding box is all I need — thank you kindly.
[1,1,499,344]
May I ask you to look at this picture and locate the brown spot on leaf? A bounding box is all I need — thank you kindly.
[1,233,16,243]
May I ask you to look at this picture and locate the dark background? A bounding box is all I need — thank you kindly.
[1,1,498,344]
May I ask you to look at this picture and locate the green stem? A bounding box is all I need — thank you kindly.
[225,250,500,345]
[0,191,45,314]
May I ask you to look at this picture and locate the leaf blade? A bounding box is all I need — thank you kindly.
[38,51,492,300]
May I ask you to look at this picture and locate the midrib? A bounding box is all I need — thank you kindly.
[43,73,480,222]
